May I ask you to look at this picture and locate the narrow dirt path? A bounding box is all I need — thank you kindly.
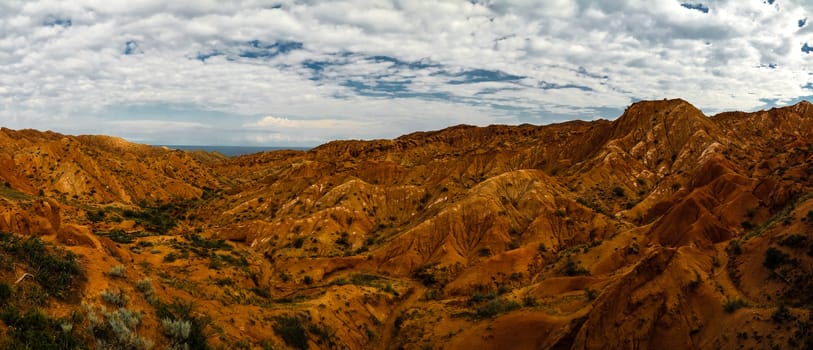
[376,283,426,350]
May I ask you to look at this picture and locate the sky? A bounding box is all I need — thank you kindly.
[1,0,813,146]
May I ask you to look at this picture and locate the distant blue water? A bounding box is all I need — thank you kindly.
[158,145,309,157]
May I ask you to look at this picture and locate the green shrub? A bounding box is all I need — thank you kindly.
[163,252,179,263]
[562,257,588,276]
[585,289,598,300]
[123,205,177,234]
[108,265,127,278]
[163,318,192,348]
[190,234,231,250]
[0,233,83,299]
[154,299,209,350]
[273,315,308,350]
[764,247,789,269]
[723,298,748,313]
[475,298,520,319]
[100,288,129,307]
[780,234,808,248]
[1,308,84,349]
[522,295,538,307]
[729,240,742,255]
[86,305,153,350]
[771,302,794,323]
[308,323,337,348]
[87,209,106,222]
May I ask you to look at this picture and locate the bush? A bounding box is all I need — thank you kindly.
[163,318,192,347]
[475,298,520,319]
[522,295,538,307]
[190,234,231,250]
[86,305,153,350]
[154,299,209,350]
[764,247,789,269]
[612,186,625,197]
[1,308,84,349]
[0,233,83,299]
[123,205,177,234]
[100,288,129,307]
[729,240,742,255]
[273,315,308,350]
[771,302,794,323]
[109,265,127,278]
[780,234,808,248]
[163,252,179,263]
[723,298,748,313]
[87,209,106,222]
[135,278,153,294]
[562,257,588,276]
[585,289,598,300]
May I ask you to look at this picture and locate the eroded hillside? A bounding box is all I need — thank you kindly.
[0,99,812,349]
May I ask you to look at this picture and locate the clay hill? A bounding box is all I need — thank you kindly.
[0,98,812,349]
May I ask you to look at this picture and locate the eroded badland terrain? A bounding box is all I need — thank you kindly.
[1,99,813,349]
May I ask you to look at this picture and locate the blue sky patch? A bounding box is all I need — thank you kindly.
[366,55,439,70]
[681,3,709,13]
[800,18,807,28]
[124,41,140,55]
[539,81,594,91]
[802,83,813,90]
[238,40,303,59]
[803,43,813,54]
[43,15,71,27]
[447,69,524,84]
[196,51,223,62]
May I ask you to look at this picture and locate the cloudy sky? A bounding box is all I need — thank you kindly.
[1,0,813,146]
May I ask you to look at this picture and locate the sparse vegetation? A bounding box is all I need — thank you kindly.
[562,256,588,276]
[123,204,178,234]
[764,247,789,269]
[154,299,210,350]
[585,288,598,300]
[771,301,794,323]
[723,298,748,313]
[108,264,127,278]
[163,318,192,349]
[86,304,153,350]
[474,298,520,319]
[0,232,84,299]
[100,288,130,307]
[273,315,308,350]
[780,234,808,248]
[0,307,84,349]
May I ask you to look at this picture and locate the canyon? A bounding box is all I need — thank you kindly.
[0,98,812,349]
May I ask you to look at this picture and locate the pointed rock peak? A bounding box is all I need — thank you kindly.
[791,99,813,116]
[612,99,709,137]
